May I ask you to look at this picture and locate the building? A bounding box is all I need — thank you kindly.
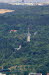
[10,30,17,33]
[0,73,6,75]
[28,73,42,75]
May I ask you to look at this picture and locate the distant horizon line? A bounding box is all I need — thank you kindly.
[0,1,49,4]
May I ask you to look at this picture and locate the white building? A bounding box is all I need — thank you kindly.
[0,73,6,75]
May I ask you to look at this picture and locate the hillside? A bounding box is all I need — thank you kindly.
[0,3,16,9]
[0,3,49,74]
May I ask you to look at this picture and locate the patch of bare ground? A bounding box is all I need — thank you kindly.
[0,9,15,14]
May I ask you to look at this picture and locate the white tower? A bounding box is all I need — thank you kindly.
[27,28,31,42]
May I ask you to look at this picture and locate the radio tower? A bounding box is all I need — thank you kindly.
[27,28,31,42]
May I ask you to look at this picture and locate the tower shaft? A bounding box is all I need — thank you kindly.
[27,35,30,42]
[27,28,31,42]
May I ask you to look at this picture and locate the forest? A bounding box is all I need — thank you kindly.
[0,3,49,74]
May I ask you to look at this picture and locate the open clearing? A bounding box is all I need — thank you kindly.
[0,9,15,14]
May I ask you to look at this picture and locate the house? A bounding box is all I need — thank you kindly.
[10,30,17,33]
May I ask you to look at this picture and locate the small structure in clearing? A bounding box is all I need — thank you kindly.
[10,30,17,33]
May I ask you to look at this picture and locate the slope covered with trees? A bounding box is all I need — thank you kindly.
[0,3,49,74]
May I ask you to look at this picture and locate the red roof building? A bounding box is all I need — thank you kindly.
[10,30,17,33]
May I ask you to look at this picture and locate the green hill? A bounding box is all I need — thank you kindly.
[0,4,49,74]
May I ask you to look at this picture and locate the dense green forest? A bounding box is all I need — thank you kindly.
[0,3,49,74]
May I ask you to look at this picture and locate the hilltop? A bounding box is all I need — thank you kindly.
[0,3,19,9]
